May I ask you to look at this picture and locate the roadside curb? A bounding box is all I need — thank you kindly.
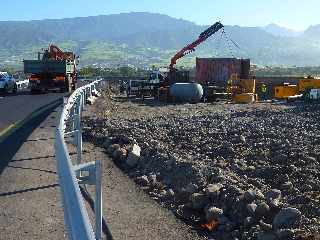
[0,98,62,144]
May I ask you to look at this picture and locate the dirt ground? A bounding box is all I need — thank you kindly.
[83,90,320,240]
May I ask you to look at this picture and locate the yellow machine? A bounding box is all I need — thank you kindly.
[274,76,320,99]
[275,83,299,99]
[227,74,257,103]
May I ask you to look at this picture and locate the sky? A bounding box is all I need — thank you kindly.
[1,0,319,30]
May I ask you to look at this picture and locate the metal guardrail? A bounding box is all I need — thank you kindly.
[16,79,29,90]
[55,79,104,240]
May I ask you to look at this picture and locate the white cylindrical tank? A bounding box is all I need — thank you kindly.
[170,83,204,102]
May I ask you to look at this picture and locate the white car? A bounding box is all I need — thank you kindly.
[0,72,16,93]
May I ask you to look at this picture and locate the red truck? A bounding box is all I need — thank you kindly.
[24,45,78,93]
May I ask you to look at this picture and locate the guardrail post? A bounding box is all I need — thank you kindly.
[95,160,102,240]
[76,96,83,167]
[88,86,91,99]
[81,92,85,109]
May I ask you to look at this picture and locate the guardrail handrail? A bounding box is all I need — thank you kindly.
[55,79,104,240]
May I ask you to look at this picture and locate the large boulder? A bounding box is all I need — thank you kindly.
[273,207,301,230]
[107,144,120,155]
[190,193,210,210]
[266,189,282,201]
[204,206,224,222]
[205,183,223,199]
[256,202,270,218]
[112,148,127,161]
[125,144,141,167]
[185,183,199,194]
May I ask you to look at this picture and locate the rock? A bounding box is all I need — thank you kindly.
[125,144,141,167]
[278,174,290,183]
[204,206,224,222]
[112,148,127,161]
[301,184,313,192]
[280,182,293,191]
[166,189,175,199]
[217,215,230,225]
[148,174,157,187]
[159,190,167,197]
[256,202,270,217]
[259,221,272,231]
[176,189,191,204]
[247,203,257,216]
[257,232,278,240]
[273,154,287,164]
[268,199,282,210]
[102,137,113,149]
[304,156,316,164]
[243,217,254,227]
[136,175,149,186]
[107,144,120,155]
[276,229,294,240]
[190,193,210,210]
[266,189,281,201]
[205,183,223,198]
[273,207,301,230]
[185,183,198,194]
[256,190,265,200]
[243,190,257,203]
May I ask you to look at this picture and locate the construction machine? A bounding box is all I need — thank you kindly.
[275,76,320,101]
[156,22,224,100]
[169,22,224,72]
[227,73,257,103]
[24,45,78,93]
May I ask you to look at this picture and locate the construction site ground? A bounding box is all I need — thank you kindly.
[83,90,320,240]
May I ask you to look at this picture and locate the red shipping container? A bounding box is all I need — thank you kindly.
[196,58,250,86]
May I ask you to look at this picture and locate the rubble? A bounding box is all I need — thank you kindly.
[83,94,320,239]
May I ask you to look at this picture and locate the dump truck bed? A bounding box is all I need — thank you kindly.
[23,60,75,74]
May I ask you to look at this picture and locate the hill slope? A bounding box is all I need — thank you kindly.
[0,12,320,68]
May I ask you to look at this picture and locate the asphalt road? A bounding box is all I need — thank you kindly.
[0,90,67,132]
[0,103,67,239]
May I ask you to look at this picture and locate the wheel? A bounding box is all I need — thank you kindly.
[12,84,17,93]
[3,84,8,94]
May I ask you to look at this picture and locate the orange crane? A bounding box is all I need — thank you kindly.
[169,22,224,71]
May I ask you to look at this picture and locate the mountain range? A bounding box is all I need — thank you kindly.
[1,12,320,69]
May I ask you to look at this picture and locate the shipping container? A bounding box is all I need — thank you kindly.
[196,58,250,87]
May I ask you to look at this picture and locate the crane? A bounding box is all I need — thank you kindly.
[169,22,224,71]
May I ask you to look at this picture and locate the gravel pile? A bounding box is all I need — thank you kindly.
[83,94,320,240]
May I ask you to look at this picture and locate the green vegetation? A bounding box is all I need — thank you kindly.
[79,66,150,78]
[255,66,320,77]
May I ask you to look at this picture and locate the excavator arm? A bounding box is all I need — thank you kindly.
[169,22,224,70]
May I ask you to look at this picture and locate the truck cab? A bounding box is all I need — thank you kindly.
[149,71,165,84]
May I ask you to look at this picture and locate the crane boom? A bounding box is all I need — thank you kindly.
[169,22,224,70]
